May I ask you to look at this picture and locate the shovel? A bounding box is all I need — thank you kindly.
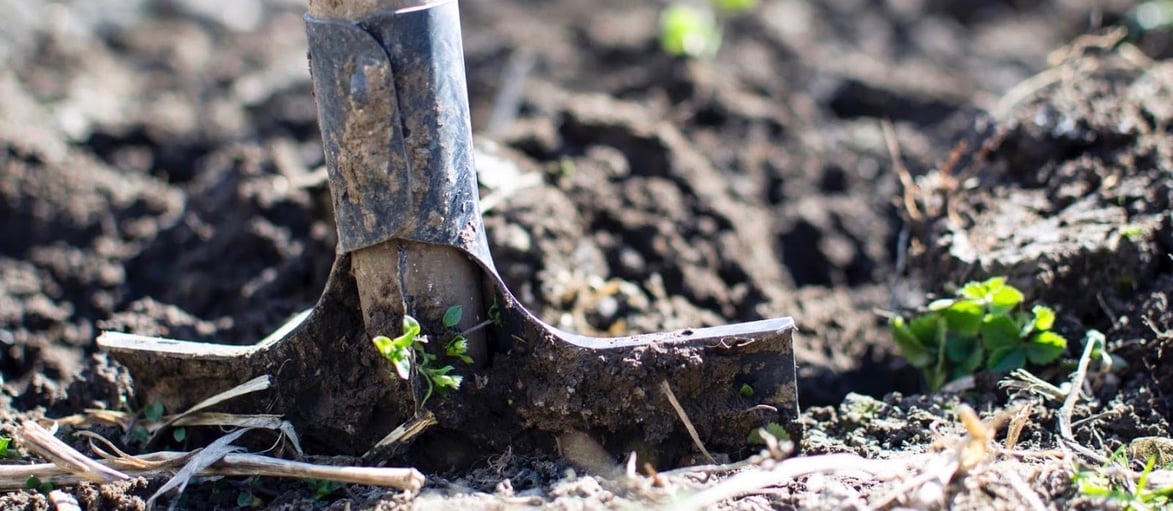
[98,0,797,463]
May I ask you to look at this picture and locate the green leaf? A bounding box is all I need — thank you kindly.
[0,436,10,458]
[981,315,1021,350]
[442,305,463,329]
[1032,305,1056,331]
[945,334,983,373]
[942,300,983,336]
[747,422,789,444]
[987,346,1026,372]
[143,401,165,422]
[891,317,932,368]
[237,491,260,508]
[391,352,412,381]
[398,315,421,347]
[431,369,462,392]
[1026,331,1067,364]
[660,5,721,58]
[959,280,990,300]
[910,314,945,346]
[25,475,52,494]
[446,335,473,364]
[988,284,1024,315]
[982,276,1007,291]
[739,383,754,397]
[372,335,395,358]
[310,480,342,501]
[172,427,186,443]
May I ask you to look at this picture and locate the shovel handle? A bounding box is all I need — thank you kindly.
[305,0,490,373]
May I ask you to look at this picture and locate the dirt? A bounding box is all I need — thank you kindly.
[3,0,1173,509]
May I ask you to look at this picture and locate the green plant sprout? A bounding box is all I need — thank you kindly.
[309,479,342,502]
[373,306,472,406]
[487,297,503,327]
[0,436,11,458]
[25,475,53,494]
[660,0,758,59]
[1119,224,1145,241]
[1075,455,1172,509]
[747,422,789,444]
[890,276,1068,391]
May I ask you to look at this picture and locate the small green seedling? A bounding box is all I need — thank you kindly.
[129,400,168,445]
[143,400,165,422]
[747,422,789,444]
[1075,455,1172,509]
[890,276,1068,391]
[236,490,262,508]
[487,297,503,328]
[373,308,472,406]
[660,5,721,58]
[1119,224,1145,241]
[25,475,53,494]
[660,0,758,59]
[0,436,12,458]
[309,479,342,501]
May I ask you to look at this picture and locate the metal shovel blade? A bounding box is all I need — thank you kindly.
[98,0,798,462]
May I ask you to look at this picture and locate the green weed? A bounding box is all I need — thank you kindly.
[373,306,472,406]
[1075,455,1172,510]
[659,0,757,59]
[890,276,1068,391]
[309,479,342,502]
[25,475,53,494]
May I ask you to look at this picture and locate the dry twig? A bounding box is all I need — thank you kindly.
[660,380,715,464]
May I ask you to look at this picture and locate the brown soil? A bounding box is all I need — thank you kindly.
[3,0,1173,509]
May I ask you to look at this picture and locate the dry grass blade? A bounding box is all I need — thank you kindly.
[1004,402,1033,451]
[17,421,129,484]
[177,376,271,417]
[364,411,437,460]
[75,430,177,471]
[680,453,904,509]
[660,380,715,464]
[171,412,304,457]
[149,376,273,446]
[1060,333,1102,442]
[148,428,249,509]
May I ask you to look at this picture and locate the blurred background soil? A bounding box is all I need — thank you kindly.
[4,0,1173,508]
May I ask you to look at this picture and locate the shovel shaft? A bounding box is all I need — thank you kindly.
[306,0,489,363]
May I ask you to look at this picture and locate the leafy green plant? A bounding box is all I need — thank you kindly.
[1075,455,1172,510]
[890,277,1068,391]
[0,436,12,459]
[487,297,503,328]
[309,479,342,502]
[659,0,758,59]
[372,306,472,406]
[129,400,167,445]
[25,475,53,494]
[747,422,789,444]
[1120,224,1145,241]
